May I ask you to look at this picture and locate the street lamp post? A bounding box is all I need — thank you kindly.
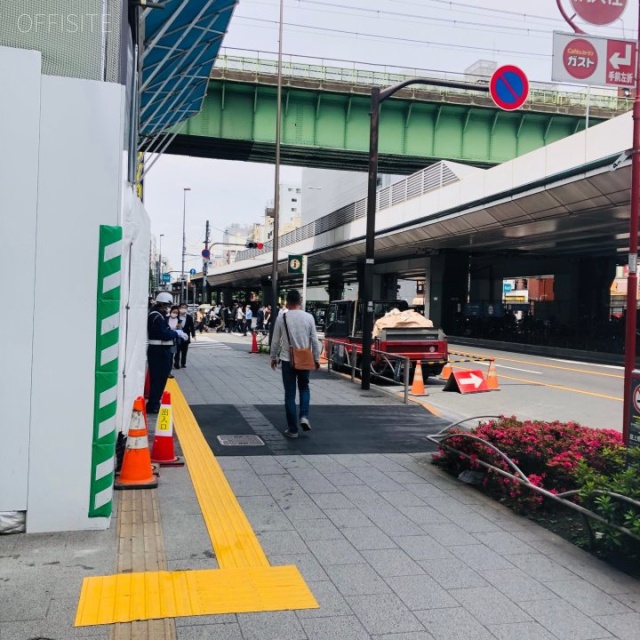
[158,233,164,290]
[622,2,640,446]
[360,78,490,390]
[270,0,284,341]
[181,187,191,304]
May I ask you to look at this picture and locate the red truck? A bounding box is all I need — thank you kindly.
[324,300,449,382]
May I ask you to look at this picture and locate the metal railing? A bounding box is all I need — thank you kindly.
[428,417,640,548]
[214,52,632,113]
[235,162,458,262]
[324,339,411,403]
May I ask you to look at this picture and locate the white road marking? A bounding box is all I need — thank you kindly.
[496,364,542,375]
[549,358,623,371]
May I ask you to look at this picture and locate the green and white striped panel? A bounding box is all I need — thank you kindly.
[89,225,123,518]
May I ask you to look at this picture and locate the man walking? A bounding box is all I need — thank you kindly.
[147,292,188,414]
[270,289,321,438]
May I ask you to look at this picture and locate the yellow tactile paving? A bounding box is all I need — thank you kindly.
[76,566,314,626]
[167,379,269,569]
[75,380,318,627]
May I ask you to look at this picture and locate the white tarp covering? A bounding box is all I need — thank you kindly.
[116,188,151,435]
[373,309,434,338]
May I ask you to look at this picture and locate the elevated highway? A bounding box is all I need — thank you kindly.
[201,112,633,336]
[167,54,629,173]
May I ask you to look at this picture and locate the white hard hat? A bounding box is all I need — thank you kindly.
[155,292,173,304]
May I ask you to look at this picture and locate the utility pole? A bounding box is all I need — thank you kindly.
[181,187,191,304]
[203,220,210,304]
[270,0,284,343]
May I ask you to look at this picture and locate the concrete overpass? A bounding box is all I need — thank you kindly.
[166,54,629,173]
[200,111,633,334]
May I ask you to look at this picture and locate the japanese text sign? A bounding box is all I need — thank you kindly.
[552,32,636,88]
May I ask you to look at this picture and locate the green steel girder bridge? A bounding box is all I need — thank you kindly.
[166,54,631,174]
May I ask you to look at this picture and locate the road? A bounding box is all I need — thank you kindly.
[416,344,625,432]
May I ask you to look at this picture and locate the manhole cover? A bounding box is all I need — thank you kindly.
[217,435,265,446]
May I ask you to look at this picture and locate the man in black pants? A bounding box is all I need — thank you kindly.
[147,292,188,414]
[174,303,196,368]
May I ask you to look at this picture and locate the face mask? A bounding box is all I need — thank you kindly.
[180,310,187,315]
[170,313,178,318]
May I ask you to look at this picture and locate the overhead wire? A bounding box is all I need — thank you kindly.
[235,16,551,59]
[241,0,551,37]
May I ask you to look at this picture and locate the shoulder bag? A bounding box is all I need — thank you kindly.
[283,314,316,370]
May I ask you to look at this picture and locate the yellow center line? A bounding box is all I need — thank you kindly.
[452,365,623,402]
[75,380,318,627]
[452,350,623,379]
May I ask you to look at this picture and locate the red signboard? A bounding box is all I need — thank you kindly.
[443,370,490,394]
[570,0,627,26]
[606,39,636,86]
[562,38,598,80]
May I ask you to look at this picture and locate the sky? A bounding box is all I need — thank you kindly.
[144,0,640,273]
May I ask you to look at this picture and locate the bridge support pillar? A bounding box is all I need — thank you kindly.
[469,273,504,305]
[578,257,617,326]
[260,277,274,309]
[328,276,344,302]
[221,287,233,306]
[380,274,399,301]
[428,251,469,334]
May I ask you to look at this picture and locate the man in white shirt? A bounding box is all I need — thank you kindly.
[270,290,321,438]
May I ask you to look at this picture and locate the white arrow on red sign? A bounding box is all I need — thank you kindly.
[457,372,484,389]
[610,44,633,70]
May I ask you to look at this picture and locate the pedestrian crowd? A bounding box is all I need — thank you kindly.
[194,302,285,335]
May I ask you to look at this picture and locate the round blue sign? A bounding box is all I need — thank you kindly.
[490,65,529,111]
[189,268,197,276]
[201,249,211,259]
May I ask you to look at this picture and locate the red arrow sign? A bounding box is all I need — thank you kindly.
[443,370,490,394]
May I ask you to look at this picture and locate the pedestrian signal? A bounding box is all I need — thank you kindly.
[246,242,264,249]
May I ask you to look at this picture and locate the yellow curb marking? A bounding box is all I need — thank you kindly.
[452,350,623,379]
[75,380,318,626]
[451,365,622,402]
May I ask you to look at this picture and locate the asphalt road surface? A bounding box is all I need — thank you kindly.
[420,344,624,432]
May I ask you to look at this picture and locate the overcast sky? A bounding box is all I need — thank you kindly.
[144,0,639,272]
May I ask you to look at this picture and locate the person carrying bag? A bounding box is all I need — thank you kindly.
[270,290,321,438]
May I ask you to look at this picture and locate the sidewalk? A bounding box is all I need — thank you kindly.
[1,331,639,640]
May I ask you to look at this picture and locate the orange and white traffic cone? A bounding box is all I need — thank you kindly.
[151,391,184,466]
[115,397,158,490]
[250,331,258,354]
[410,361,426,396]
[440,361,452,380]
[486,360,500,390]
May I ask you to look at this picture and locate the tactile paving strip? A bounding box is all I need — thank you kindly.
[75,380,318,626]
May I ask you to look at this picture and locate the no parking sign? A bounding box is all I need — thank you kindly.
[490,65,529,111]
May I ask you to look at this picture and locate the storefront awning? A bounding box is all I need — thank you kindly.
[139,0,238,138]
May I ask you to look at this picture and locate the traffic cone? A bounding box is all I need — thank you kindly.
[151,391,184,466]
[440,361,452,380]
[410,361,426,396]
[115,397,158,490]
[486,360,500,390]
[250,331,258,354]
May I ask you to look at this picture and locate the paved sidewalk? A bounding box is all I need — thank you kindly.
[1,331,639,640]
[170,333,640,640]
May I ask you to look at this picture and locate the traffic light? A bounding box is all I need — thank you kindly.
[246,242,264,249]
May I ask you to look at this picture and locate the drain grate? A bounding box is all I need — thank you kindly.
[217,434,265,446]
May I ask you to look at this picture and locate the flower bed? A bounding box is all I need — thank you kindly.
[432,417,640,566]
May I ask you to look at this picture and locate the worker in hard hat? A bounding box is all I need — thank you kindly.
[147,292,188,414]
